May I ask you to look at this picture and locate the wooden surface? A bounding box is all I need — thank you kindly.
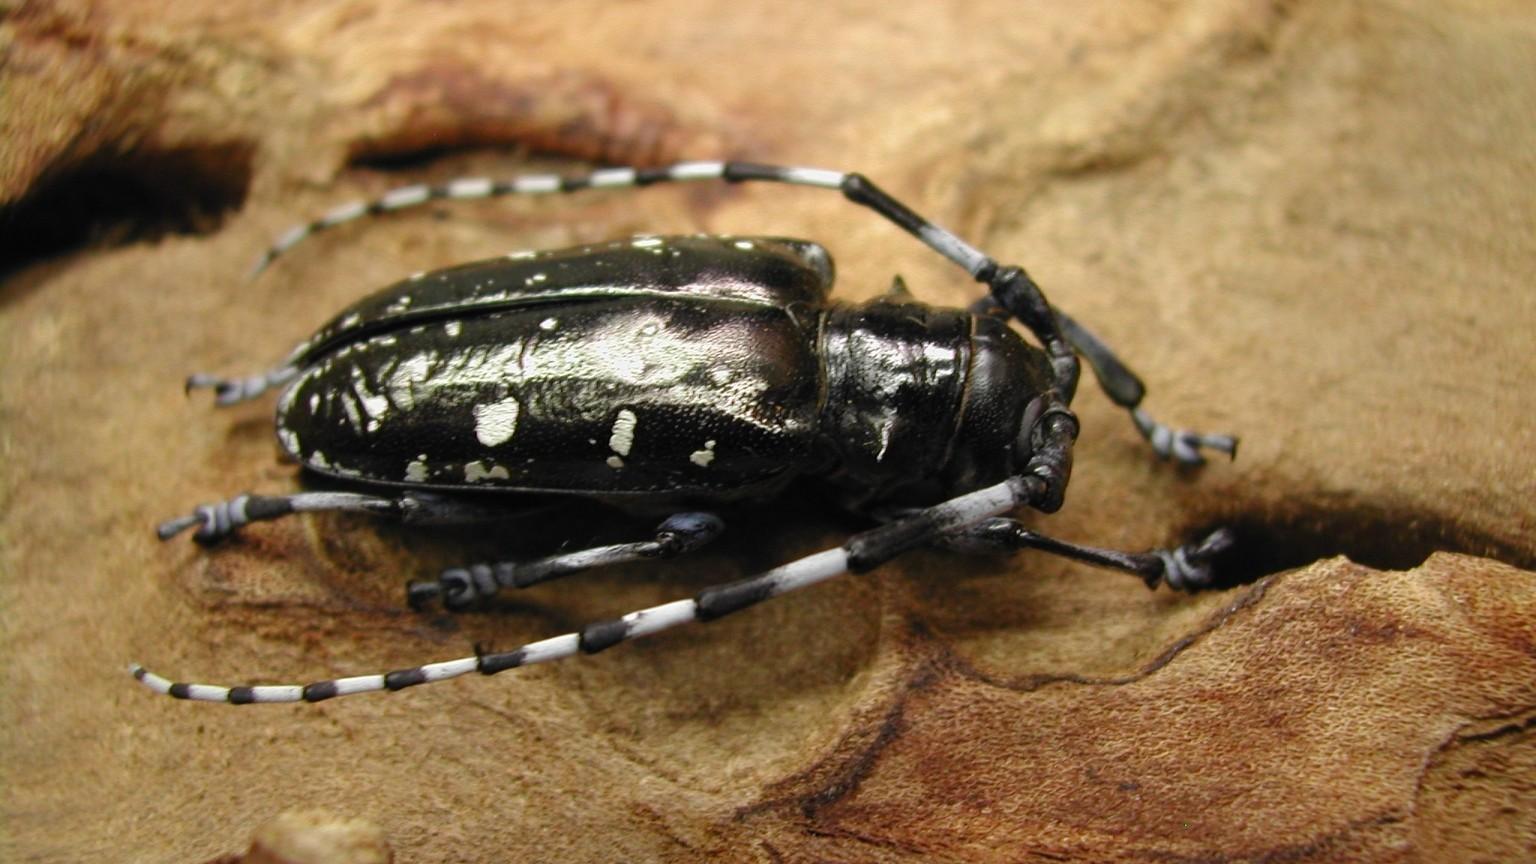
[3,0,1534,861]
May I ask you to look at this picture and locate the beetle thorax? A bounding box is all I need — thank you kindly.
[818,301,1054,505]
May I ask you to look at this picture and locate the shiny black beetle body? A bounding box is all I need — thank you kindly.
[138,161,1237,705]
[279,234,1053,509]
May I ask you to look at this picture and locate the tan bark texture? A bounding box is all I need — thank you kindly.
[3,0,1534,861]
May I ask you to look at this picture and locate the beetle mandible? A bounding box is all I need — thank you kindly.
[133,160,1238,704]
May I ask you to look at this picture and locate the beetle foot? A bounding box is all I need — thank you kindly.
[1153,527,1236,591]
[156,494,301,544]
[1131,408,1238,466]
[156,496,252,545]
[185,366,297,406]
[185,373,266,405]
[408,564,505,611]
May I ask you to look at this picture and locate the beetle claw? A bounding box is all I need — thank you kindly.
[1132,408,1240,466]
[155,514,204,541]
[1156,527,1236,591]
[1191,526,1237,559]
[406,580,443,611]
[154,496,264,544]
[185,373,231,396]
[409,568,490,611]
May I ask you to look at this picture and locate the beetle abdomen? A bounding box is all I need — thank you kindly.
[276,294,823,498]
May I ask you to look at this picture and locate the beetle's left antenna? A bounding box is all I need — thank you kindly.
[242,160,1237,461]
[243,163,849,279]
[245,174,586,279]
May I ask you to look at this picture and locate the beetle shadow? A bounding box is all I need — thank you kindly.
[0,139,254,289]
[1187,505,1536,588]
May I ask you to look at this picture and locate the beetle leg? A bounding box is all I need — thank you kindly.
[406,512,725,611]
[129,469,1237,704]
[967,296,1238,465]
[1055,312,1238,465]
[933,519,1234,592]
[1129,408,1239,466]
[129,476,1049,704]
[184,364,298,406]
[156,492,395,544]
[867,500,1232,593]
[155,490,524,544]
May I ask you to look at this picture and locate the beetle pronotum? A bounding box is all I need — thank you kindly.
[134,160,1237,704]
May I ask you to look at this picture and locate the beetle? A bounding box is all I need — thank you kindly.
[132,160,1237,704]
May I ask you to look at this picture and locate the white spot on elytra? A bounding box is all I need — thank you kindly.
[539,317,558,331]
[386,350,436,410]
[354,379,389,421]
[465,460,510,482]
[632,236,663,248]
[444,320,462,337]
[507,249,537,260]
[606,455,624,469]
[734,240,755,250]
[608,409,637,456]
[474,397,521,447]
[339,394,363,431]
[875,420,893,462]
[278,428,300,455]
[690,439,717,468]
[405,460,429,482]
